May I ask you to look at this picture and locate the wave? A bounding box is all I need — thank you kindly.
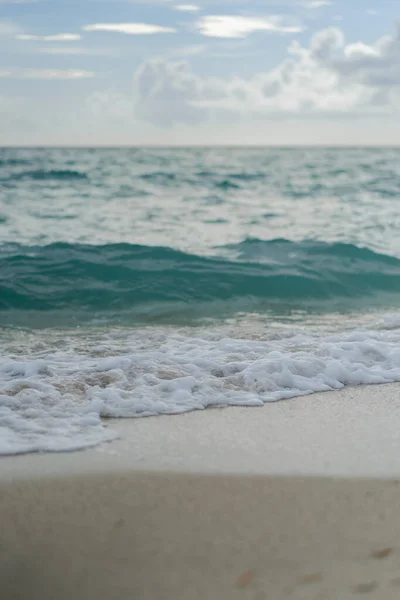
[0,158,32,168]
[138,171,258,188]
[1,240,400,322]
[1,169,88,182]
[140,171,178,182]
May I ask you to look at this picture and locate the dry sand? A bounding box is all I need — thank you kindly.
[2,383,400,599]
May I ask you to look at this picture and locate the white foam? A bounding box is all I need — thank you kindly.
[378,314,400,330]
[2,324,400,454]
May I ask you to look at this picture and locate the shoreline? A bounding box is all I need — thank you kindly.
[2,383,400,599]
[1,381,400,480]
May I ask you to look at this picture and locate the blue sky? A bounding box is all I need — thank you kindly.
[1,0,399,145]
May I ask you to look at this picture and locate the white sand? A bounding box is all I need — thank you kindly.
[2,383,400,599]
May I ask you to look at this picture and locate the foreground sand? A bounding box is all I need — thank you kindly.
[2,383,400,599]
[2,473,400,599]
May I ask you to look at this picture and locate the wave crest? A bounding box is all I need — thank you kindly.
[1,169,88,182]
[1,240,400,322]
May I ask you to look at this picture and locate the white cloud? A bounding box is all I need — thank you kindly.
[304,1,332,8]
[132,24,400,127]
[83,23,176,35]
[174,4,200,11]
[318,23,400,87]
[0,68,95,79]
[195,15,303,38]
[309,26,344,60]
[16,33,81,41]
[0,70,12,76]
[367,9,378,16]
[133,59,208,125]
[343,42,379,58]
[23,69,96,79]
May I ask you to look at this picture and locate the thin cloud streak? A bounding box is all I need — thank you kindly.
[0,68,96,79]
[304,1,332,8]
[174,4,200,11]
[16,33,81,41]
[83,23,176,35]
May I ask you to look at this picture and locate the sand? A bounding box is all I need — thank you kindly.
[2,473,400,599]
[2,383,400,599]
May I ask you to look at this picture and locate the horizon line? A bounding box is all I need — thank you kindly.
[1,144,400,149]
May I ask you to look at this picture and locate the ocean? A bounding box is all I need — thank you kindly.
[1,146,400,454]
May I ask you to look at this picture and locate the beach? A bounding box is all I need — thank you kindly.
[2,382,400,480]
[2,382,400,599]
[2,149,400,598]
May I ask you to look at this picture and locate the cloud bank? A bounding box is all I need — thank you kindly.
[133,24,400,126]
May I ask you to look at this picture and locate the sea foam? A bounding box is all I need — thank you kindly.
[1,324,400,455]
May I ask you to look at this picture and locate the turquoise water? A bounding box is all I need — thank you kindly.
[1,147,400,454]
[2,146,400,326]
[2,240,400,328]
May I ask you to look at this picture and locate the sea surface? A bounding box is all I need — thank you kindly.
[1,146,400,454]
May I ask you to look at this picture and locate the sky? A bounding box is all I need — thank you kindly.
[0,0,400,145]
